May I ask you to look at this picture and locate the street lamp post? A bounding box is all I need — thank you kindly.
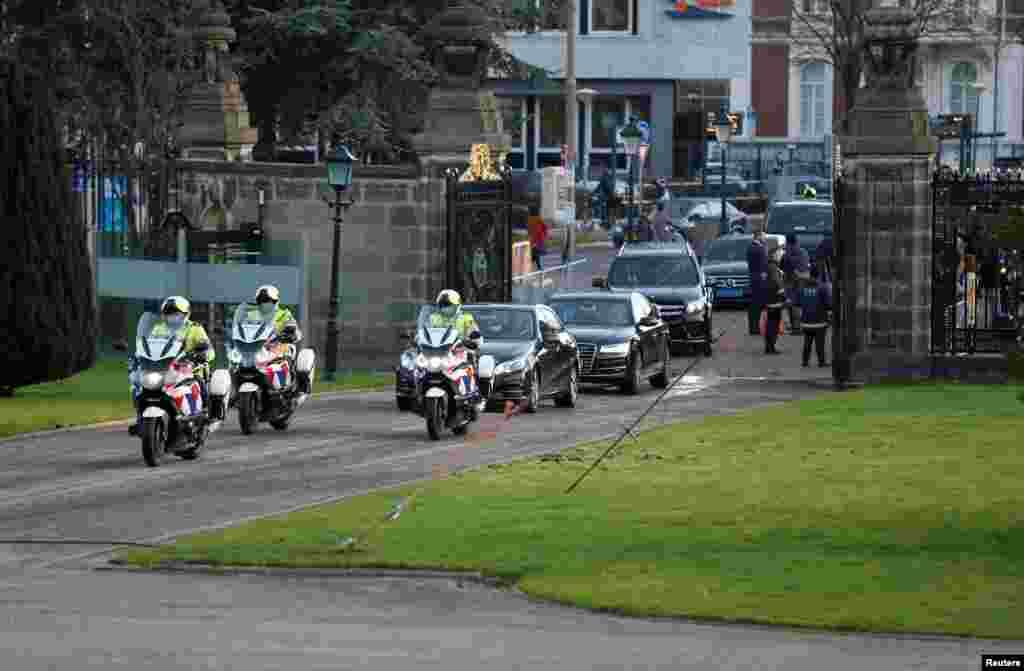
[577,88,598,182]
[714,109,734,234]
[620,119,642,241]
[323,144,356,383]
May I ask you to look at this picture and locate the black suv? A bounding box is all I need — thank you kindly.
[765,200,833,269]
[593,242,713,356]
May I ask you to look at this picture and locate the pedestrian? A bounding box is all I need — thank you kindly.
[764,243,786,355]
[528,205,547,271]
[747,229,769,335]
[653,200,674,242]
[636,204,656,242]
[798,265,832,367]
[781,233,810,334]
[814,234,834,282]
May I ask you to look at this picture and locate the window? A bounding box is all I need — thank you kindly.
[631,294,651,322]
[949,62,979,115]
[503,98,525,150]
[538,96,566,148]
[592,0,631,32]
[799,62,829,138]
[609,256,700,288]
[535,0,567,30]
[591,97,626,149]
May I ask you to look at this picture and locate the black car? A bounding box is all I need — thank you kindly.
[669,196,748,236]
[548,291,670,394]
[765,200,833,269]
[593,242,714,356]
[702,233,787,307]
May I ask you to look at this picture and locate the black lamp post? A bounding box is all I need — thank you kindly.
[323,144,356,383]
[714,108,734,234]
[620,118,642,240]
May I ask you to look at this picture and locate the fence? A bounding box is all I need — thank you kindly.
[511,259,590,305]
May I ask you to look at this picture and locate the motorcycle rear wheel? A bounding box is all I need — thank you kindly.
[141,417,166,468]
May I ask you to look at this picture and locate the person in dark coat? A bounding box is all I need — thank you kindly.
[764,244,786,354]
[747,230,769,335]
[798,265,832,367]
[781,233,810,334]
[814,235,834,282]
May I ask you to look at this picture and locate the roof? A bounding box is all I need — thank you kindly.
[771,200,833,208]
[548,291,632,301]
[463,303,538,312]
[616,241,692,257]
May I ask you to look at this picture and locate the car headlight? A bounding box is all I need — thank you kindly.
[686,301,704,314]
[142,371,163,390]
[600,342,630,354]
[401,351,416,369]
[228,348,241,365]
[495,357,528,375]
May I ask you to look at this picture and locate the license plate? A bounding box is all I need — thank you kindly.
[716,287,742,298]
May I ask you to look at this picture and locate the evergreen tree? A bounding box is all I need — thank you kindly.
[0,55,98,394]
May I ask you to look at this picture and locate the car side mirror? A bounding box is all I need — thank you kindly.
[592,277,607,288]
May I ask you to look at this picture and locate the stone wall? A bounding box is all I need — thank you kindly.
[172,159,446,369]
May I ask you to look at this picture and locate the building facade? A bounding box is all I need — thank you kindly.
[491,0,753,179]
[751,0,1024,166]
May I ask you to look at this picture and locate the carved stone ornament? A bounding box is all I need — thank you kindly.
[423,0,493,89]
[192,0,237,84]
[862,6,918,92]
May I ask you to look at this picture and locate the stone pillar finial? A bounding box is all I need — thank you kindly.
[193,0,237,84]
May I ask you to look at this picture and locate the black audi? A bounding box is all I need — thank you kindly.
[548,291,671,394]
[397,304,580,413]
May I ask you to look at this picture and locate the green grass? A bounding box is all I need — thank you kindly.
[119,384,1024,639]
[0,360,392,438]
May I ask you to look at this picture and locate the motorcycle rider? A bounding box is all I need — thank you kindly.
[251,284,310,394]
[430,290,482,362]
[129,296,215,435]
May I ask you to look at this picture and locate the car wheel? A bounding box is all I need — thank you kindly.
[703,313,714,357]
[555,363,579,408]
[525,368,540,413]
[621,350,641,395]
[650,341,670,388]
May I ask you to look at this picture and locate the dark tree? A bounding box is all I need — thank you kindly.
[0,56,98,394]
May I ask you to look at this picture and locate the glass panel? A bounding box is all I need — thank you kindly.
[800,85,812,137]
[592,0,629,31]
[591,97,626,148]
[801,62,826,83]
[814,85,826,135]
[627,96,651,124]
[539,96,566,148]
[951,82,963,113]
[502,98,524,148]
[538,0,567,29]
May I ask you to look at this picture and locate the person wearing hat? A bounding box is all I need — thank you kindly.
[781,233,810,334]
[251,284,308,394]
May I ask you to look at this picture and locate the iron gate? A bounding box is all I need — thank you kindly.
[932,170,1023,355]
[444,167,513,304]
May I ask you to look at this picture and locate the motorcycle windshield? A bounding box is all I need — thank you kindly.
[416,305,460,349]
[135,312,186,361]
[232,303,275,344]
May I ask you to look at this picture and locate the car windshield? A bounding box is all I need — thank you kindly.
[470,308,536,341]
[703,238,750,263]
[609,256,699,288]
[768,205,832,233]
[549,299,634,327]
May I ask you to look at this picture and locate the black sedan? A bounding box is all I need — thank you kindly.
[397,304,580,413]
[548,291,670,394]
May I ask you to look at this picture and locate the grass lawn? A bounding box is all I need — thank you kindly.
[0,359,392,438]
[119,383,1024,639]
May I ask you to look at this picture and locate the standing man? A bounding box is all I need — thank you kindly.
[528,205,547,271]
[764,245,786,355]
[781,233,810,334]
[746,230,769,335]
[653,200,674,242]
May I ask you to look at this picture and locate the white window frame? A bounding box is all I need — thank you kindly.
[799,62,832,139]
[589,0,633,34]
[947,61,979,116]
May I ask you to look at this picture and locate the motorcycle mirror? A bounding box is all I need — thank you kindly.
[469,329,482,340]
[195,340,210,351]
[112,339,128,352]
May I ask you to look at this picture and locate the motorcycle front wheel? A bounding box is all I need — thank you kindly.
[141,417,166,468]
[238,392,258,435]
[425,396,445,441]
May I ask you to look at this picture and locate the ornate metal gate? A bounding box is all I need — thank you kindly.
[444,166,513,304]
[931,169,1023,355]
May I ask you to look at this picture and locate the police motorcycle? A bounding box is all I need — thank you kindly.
[226,302,315,434]
[409,305,495,441]
[128,312,232,468]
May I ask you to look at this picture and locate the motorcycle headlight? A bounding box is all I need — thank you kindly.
[600,342,630,354]
[495,357,527,375]
[142,371,163,390]
[228,348,242,365]
[415,353,428,368]
[686,301,704,315]
[428,356,443,372]
[401,351,416,369]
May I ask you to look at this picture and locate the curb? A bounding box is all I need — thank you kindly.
[0,385,391,444]
[98,560,507,587]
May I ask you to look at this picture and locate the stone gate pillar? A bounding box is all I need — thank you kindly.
[836,5,938,382]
